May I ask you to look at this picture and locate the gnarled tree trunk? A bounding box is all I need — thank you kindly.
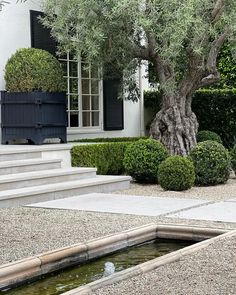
[150,93,198,156]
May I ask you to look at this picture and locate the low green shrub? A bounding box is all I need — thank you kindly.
[123,139,169,183]
[4,48,65,92]
[230,145,236,173]
[189,141,231,186]
[71,142,131,175]
[158,156,195,191]
[71,137,148,143]
[197,130,223,144]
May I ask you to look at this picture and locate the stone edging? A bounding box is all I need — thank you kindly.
[62,228,236,295]
[0,223,229,291]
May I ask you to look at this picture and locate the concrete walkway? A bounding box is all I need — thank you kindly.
[169,199,236,222]
[27,193,208,216]
[27,192,236,223]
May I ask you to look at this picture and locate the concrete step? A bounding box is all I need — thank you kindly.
[0,175,131,208]
[0,150,41,162]
[0,144,73,167]
[0,158,62,175]
[0,167,97,190]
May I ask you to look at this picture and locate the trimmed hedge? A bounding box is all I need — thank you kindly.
[4,48,65,92]
[71,137,148,143]
[189,141,231,186]
[216,42,236,89]
[193,89,236,148]
[231,145,236,174]
[197,130,223,144]
[158,156,195,191]
[123,139,169,183]
[71,142,131,175]
[144,89,236,148]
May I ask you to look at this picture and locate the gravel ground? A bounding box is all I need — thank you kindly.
[1,176,236,294]
[115,175,236,201]
[95,234,236,295]
[1,207,236,266]
[0,208,156,265]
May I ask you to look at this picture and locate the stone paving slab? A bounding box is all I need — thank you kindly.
[226,198,236,202]
[169,201,236,223]
[27,193,207,216]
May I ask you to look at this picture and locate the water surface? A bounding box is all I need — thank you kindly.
[3,239,193,295]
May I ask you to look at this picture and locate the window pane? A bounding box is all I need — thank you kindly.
[69,95,79,110]
[58,53,68,60]
[69,62,78,77]
[82,112,91,127]
[92,112,99,126]
[91,96,99,110]
[81,63,89,78]
[91,80,99,94]
[82,79,90,94]
[82,95,90,110]
[70,112,79,127]
[69,79,78,94]
[68,52,77,60]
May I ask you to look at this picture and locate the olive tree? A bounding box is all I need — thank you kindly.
[0,1,9,10]
[42,0,236,155]
[0,0,26,11]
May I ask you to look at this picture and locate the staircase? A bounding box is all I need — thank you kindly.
[0,144,131,208]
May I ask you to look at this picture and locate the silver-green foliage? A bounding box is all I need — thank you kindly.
[0,1,9,10]
[0,0,26,11]
[42,0,236,99]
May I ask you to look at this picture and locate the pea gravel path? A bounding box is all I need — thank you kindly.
[115,176,236,201]
[1,207,236,266]
[1,176,236,295]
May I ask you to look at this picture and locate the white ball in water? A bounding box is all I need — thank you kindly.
[103,262,115,277]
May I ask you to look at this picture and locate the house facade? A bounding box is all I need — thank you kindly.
[0,0,150,142]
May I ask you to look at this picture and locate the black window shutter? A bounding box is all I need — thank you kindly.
[103,78,124,130]
[30,10,57,56]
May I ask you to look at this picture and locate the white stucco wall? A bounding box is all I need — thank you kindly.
[0,0,149,141]
[0,0,41,90]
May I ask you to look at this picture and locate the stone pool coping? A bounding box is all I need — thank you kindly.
[0,223,228,291]
[63,229,236,295]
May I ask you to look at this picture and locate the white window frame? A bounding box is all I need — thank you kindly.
[59,53,103,131]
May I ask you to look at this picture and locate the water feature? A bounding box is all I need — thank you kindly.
[3,239,193,295]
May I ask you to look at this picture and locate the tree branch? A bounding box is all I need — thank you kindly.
[199,28,229,88]
[199,73,221,88]
[179,51,205,97]
[206,29,229,71]
[132,45,150,60]
[212,0,225,24]
[145,31,175,84]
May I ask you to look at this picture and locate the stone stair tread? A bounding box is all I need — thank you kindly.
[0,158,62,168]
[0,175,131,200]
[0,167,97,183]
[0,144,73,154]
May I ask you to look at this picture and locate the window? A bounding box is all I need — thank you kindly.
[59,54,102,128]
